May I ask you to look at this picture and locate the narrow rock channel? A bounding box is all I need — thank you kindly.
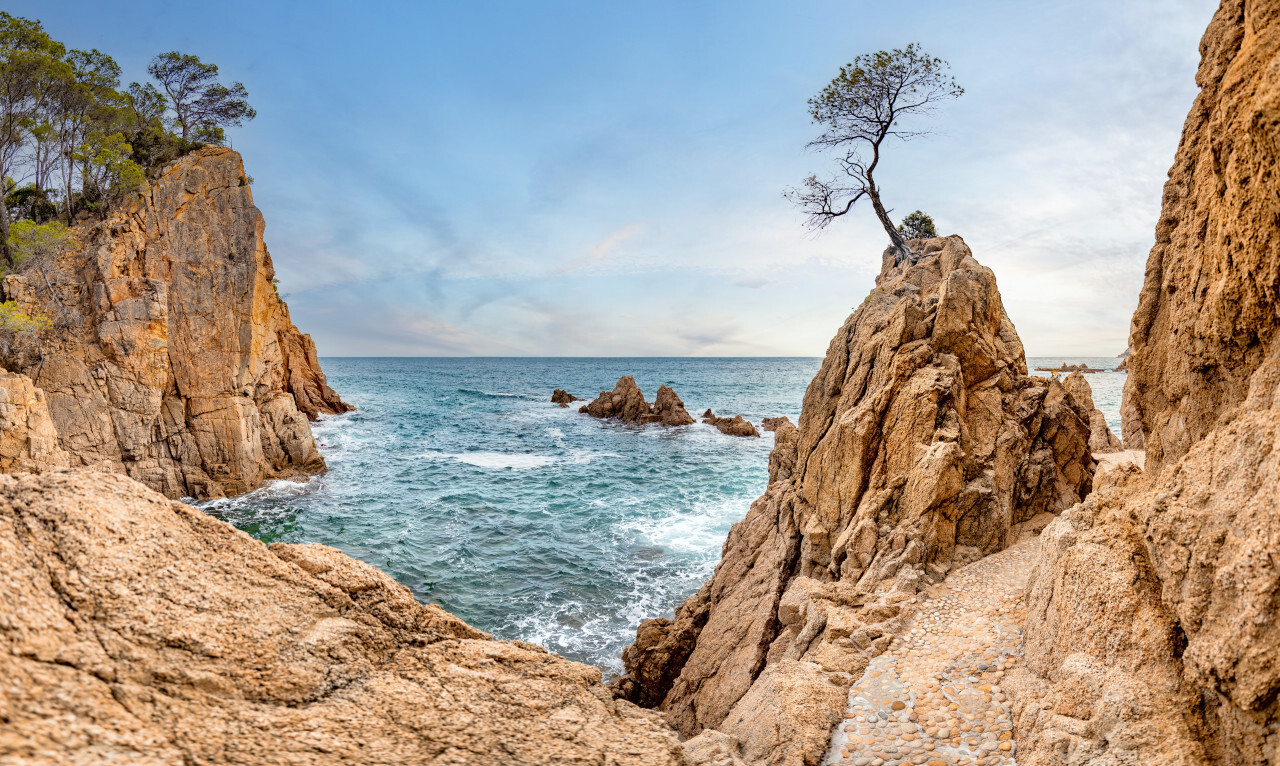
[825,538,1038,766]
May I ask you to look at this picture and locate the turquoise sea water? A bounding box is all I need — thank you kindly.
[201,356,1125,674]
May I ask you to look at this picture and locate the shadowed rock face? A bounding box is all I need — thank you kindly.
[1011,3,1280,764]
[616,236,1094,763]
[0,147,350,499]
[0,470,687,766]
[1061,372,1123,454]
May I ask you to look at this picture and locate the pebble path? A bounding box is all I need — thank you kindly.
[823,538,1039,766]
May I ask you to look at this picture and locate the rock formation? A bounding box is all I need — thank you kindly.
[761,416,790,432]
[1121,374,1146,449]
[765,416,799,483]
[1061,372,1123,453]
[0,470,686,766]
[0,147,350,499]
[702,410,761,438]
[551,388,581,406]
[1010,3,1280,763]
[616,236,1095,764]
[0,371,68,474]
[581,377,694,426]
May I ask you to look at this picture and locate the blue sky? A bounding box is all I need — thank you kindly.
[24,1,1215,356]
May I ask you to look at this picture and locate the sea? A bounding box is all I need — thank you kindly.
[200,356,1125,676]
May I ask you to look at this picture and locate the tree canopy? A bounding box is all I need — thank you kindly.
[0,12,257,260]
[786,44,961,265]
[897,210,937,240]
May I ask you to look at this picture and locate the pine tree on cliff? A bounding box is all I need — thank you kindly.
[786,44,962,266]
[146,52,255,143]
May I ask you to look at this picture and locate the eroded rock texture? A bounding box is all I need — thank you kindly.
[0,147,349,499]
[0,471,687,766]
[1013,3,1280,763]
[1061,372,1122,453]
[617,236,1094,765]
[0,371,67,474]
[581,376,695,426]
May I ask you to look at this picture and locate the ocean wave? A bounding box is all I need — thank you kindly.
[455,388,533,400]
[422,450,557,470]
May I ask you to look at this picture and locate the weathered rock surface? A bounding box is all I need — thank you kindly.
[702,411,761,438]
[1061,372,1123,453]
[1012,3,1280,763]
[551,388,581,406]
[0,371,68,474]
[0,147,349,499]
[616,236,1094,764]
[766,416,799,483]
[581,377,695,426]
[0,470,688,766]
[1121,373,1146,449]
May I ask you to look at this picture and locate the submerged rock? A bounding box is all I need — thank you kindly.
[615,236,1094,764]
[1011,4,1280,763]
[1061,371,1123,453]
[0,147,350,500]
[0,471,686,765]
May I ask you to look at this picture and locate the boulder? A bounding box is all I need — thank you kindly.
[1013,3,1280,763]
[702,412,760,438]
[0,371,68,474]
[761,417,790,432]
[0,147,350,500]
[616,236,1094,760]
[551,388,581,406]
[581,375,652,422]
[0,470,687,766]
[1062,371,1123,453]
[652,384,696,426]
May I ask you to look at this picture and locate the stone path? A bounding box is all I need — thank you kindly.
[823,538,1039,766]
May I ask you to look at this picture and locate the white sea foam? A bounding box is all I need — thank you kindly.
[422,450,557,470]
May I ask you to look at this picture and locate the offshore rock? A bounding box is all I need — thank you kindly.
[703,412,761,438]
[1013,3,1280,763]
[551,388,581,407]
[1061,372,1122,453]
[581,377,695,426]
[0,471,687,766]
[617,236,1094,764]
[0,371,68,474]
[0,147,350,499]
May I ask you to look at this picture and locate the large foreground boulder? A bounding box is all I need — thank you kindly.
[615,236,1095,764]
[0,471,686,765]
[1010,3,1280,763]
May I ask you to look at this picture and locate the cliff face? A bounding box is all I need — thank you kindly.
[0,147,350,499]
[617,237,1095,764]
[0,470,685,765]
[1012,2,1280,763]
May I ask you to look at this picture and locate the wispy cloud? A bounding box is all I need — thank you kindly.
[550,223,646,277]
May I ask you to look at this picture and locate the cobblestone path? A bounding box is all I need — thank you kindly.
[824,538,1038,766]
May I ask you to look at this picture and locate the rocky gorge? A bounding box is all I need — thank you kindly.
[1,0,1278,764]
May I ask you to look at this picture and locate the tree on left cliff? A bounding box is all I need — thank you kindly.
[147,52,255,143]
[786,44,962,265]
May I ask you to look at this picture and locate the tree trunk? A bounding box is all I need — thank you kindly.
[868,187,909,264]
[0,191,12,267]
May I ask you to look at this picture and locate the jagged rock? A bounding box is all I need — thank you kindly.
[0,371,68,474]
[766,416,798,483]
[551,388,580,406]
[702,411,761,438]
[581,377,695,426]
[1062,372,1123,453]
[0,147,349,500]
[653,385,696,426]
[1013,4,1280,763]
[701,408,713,419]
[581,376,653,422]
[0,471,687,766]
[1121,373,1146,449]
[616,236,1094,761]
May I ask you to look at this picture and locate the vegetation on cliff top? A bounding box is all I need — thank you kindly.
[0,11,255,263]
[786,44,961,265]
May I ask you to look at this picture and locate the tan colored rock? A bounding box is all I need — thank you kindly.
[0,371,68,474]
[0,147,349,500]
[582,375,653,422]
[1061,372,1123,453]
[617,236,1094,762]
[1121,372,1146,449]
[766,416,798,483]
[0,470,687,766]
[653,384,696,426]
[551,388,581,406]
[702,410,761,437]
[1013,4,1280,763]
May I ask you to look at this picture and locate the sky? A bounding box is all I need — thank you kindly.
[20,1,1218,356]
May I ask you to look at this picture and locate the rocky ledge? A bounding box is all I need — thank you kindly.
[0,470,686,766]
